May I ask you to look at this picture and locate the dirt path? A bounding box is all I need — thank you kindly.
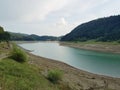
[28,53,120,90]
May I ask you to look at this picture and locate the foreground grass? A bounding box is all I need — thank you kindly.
[0,42,67,90]
[0,58,60,90]
[47,69,63,84]
[10,44,28,62]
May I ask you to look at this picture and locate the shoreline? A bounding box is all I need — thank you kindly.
[28,52,119,78]
[60,42,120,54]
[17,41,120,78]
[15,41,120,89]
[27,52,120,90]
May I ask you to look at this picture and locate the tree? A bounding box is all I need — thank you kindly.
[0,26,10,43]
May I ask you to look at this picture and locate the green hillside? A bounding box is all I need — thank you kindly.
[61,15,120,42]
[9,32,28,40]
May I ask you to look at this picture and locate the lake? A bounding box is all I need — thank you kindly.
[19,42,120,78]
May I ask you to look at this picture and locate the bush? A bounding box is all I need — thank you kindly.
[47,69,63,84]
[117,40,120,43]
[11,46,27,63]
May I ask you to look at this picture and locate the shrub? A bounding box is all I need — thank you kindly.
[11,46,27,63]
[47,69,63,84]
[117,40,120,43]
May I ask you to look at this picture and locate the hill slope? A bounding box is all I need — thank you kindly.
[9,32,59,41]
[61,15,120,41]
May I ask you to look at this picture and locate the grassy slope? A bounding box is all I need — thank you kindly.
[0,42,61,90]
[0,58,60,90]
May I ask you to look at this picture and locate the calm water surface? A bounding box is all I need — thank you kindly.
[19,42,120,77]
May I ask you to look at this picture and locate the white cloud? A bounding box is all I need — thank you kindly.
[56,17,68,27]
[21,0,69,23]
[0,0,69,23]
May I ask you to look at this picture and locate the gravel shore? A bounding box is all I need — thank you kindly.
[60,42,120,54]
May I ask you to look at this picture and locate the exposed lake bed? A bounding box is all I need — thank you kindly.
[27,47,120,90]
[60,42,120,54]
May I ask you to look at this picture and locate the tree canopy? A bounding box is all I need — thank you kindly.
[0,26,10,42]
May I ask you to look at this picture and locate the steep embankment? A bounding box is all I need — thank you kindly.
[0,43,64,90]
[0,26,11,59]
[61,15,120,41]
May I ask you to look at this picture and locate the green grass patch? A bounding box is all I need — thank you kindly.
[10,45,28,63]
[47,69,63,84]
[0,58,60,90]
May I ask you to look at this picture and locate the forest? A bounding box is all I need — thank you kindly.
[61,15,120,42]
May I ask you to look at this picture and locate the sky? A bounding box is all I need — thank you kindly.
[0,0,120,36]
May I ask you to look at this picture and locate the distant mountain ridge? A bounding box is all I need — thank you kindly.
[9,32,59,41]
[61,15,120,41]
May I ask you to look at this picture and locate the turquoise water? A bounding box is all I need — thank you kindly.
[19,42,120,77]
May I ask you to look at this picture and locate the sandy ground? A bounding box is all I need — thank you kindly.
[28,52,120,90]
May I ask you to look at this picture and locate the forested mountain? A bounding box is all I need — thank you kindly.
[9,32,28,40]
[9,32,59,41]
[61,15,120,41]
[0,26,10,41]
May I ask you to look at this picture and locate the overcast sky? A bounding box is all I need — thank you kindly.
[0,0,120,36]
